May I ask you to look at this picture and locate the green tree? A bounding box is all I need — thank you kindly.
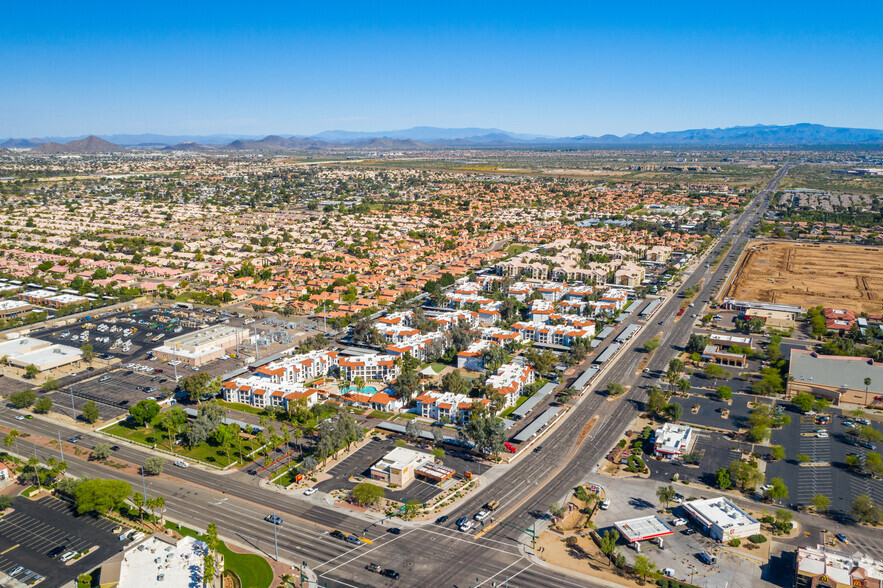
[9,389,37,408]
[181,371,212,403]
[80,343,95,364]
[404,499,423,519]
[765,478,789,501]
[33,397,53,413]
[644,337,660,354]
[865,452,883,478]
[716,468,732,490]
[717,385,733,400]
[656,485,676,509]
[791,392,815,413]
[81,400,100,423]
[598,529,620,556]
[704,363,727,382]
[769,445,786,461]
[350,482,385,506]
[607,382,625,397]
[405,419,422,440]
[664,402,683,422]
[633,554,658,582]
[441,371,469,396]
[90,443,112,461]
[74,478,132,514]
[132,491,145,521]
[462,406,507,456]
[811,494,831,514]
[481,345,509,373]
[729,460,764,490]
[128,399,161,427]
[646,387,668,414]
[685,334,708,354]
[24,364,39,379]
[852,494,882,524]
[143,456,165,475]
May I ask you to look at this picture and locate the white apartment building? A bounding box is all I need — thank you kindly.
[338,353,400,382]
[253,349,338,385]
[222,375,319,410]
[486,361,535,408]
[456,339,497,371]
[386,331,447,361]
[416,391,491,423]
[511,321,594,347]
[479,327,521,346]
[376,323,421,343]
[433,309,479,330]
[528,298,555,322]
[376,310,413,327]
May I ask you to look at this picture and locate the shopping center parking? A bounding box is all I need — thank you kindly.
[0,495,125,588]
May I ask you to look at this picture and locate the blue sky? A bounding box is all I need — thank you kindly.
[2,1,882,137]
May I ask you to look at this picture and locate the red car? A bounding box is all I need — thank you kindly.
[504,442,516,453]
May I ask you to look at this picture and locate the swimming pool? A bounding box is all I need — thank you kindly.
[341,385,379,395]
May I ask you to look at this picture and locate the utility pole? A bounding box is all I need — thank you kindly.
[141,464,147,498]
[69,385,76,418]
[57,431,64,463]
[273,509,279,562]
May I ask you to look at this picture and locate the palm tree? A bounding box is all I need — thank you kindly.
[3,429,20,457]
[865,377,872,392]
[293,428,303,456]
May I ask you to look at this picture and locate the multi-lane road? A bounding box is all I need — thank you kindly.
[3,165,797,588]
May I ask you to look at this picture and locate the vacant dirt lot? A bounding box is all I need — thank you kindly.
[726,241,883,314]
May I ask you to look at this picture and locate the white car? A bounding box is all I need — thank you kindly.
[15,415,24,421]
[671,518,688,526]
[600,498,611,510]
[474,510,490,522]
[459,520,475,532]
[662,568,676,578]
[817,432,829,438]
[174,460,188,468]
[304,487,317,496]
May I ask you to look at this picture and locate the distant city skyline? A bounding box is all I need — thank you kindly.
[2,1,882,137]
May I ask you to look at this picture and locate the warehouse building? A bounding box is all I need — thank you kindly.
[153,325,250,367]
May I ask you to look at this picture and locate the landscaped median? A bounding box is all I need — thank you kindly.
[165,521,274,588]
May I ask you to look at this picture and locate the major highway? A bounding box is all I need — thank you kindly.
[1,165,792,588]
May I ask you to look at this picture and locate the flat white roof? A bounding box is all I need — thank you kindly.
[0,300,31,311]
[683,497,759,531]
[0,337,48,357]
[614,515,673,542]
[9,344,83,369]
[119,535,206,588]
[373,447,433,472]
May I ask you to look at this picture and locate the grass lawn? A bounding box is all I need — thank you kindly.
[395,413,418,420]
[217,399,265,416]
[102,417,261,467]
[272,463,301,487]
[166,522,273,588]
[498,396,529,419]
[369,410,394,420]
[428,363,447,374]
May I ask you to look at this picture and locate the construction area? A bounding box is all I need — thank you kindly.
[725,241,883,314]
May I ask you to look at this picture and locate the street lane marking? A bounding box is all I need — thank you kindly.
[0,545,18,554]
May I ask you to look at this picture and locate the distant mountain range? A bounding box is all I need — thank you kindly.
[3,124,883,152]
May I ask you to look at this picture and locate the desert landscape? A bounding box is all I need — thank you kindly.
[726,240,883,314]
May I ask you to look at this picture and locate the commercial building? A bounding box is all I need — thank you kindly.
[152,325,250,367]
[787,349,883,406]
[653,423,693,457]
[98,533,212,588]
[721,298,805,318]
[682,497,761,542]
[702,332,752,367]
[0,299,33,319]
[795,544,883,588]
[369,447,435,487]
[0,336,84,372]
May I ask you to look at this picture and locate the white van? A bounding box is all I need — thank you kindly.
[600,499,611,510]
[60,551,77,563]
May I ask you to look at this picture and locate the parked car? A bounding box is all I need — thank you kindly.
[366,563,382,573]
[504,442,516,453]
[47,545,67,558]
[698,552,716,565]
[671,518,688,526]
[600,499,611,510]
[304,487,317,496]
[382,569,400,580]
[836,533,849,544]
[59,551,77,563]
[662,568,676,577]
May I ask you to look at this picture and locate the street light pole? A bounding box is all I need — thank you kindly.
[273,509,279,562]
[57,431,64,463]
[69,385,76,418]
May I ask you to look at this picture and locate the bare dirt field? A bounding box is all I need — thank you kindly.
[726,241,883,314]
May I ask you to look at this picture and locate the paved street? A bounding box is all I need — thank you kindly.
[5,164,857,588]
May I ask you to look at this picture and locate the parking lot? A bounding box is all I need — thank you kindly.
[315,437,477,504]
[0,495,126,588]
[649,430,759,488]
[767,408,883,516]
